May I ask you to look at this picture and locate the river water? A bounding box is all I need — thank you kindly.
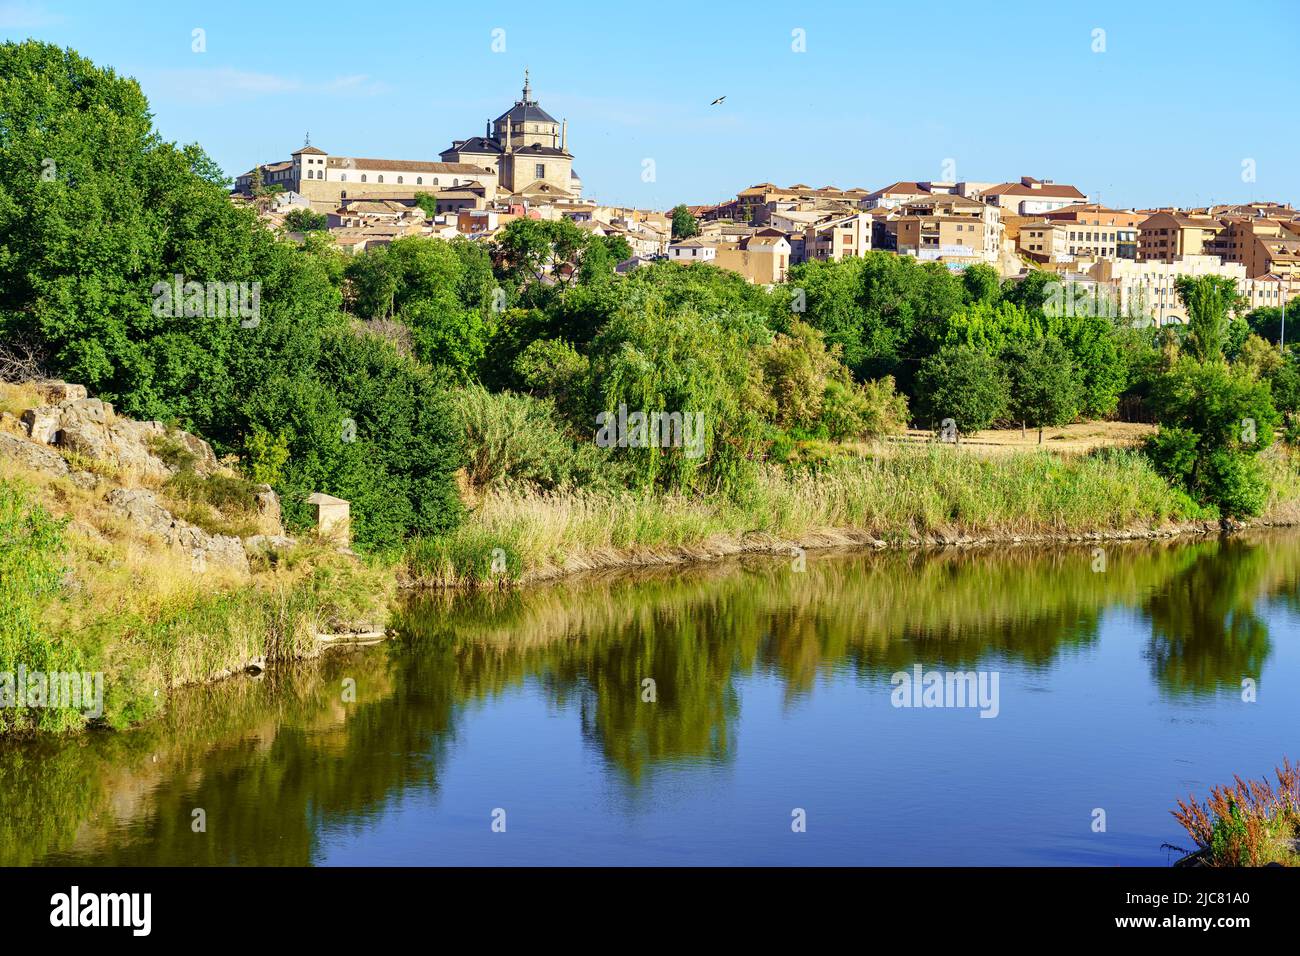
[4,533,1298,866]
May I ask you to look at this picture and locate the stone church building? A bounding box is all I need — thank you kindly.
[440,71,582,201]
[234,73,580,209]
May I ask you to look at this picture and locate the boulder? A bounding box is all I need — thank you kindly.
[60,397,111,425]
[0,431,69,476]
[172,429,219,474]
[244,534,296,553]
[105,488,249,573]
[21,406,61,444]
[252,484,282,531]
[38,381,88,403]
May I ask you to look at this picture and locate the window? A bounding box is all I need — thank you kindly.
[535,163,545,179]
[341,174,347,182]
[416,177,422,185]
[306,169,313,179]
[433,178,439,186]
[361,174,367,183]
[397,176,404,184]
[377,175,384,183]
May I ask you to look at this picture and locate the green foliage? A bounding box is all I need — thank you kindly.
[344,236,489,377]
[588,301,768,493]
[1148,356,1279,517]
[0,40,465,551]
[670,204,699,240]
[0,478,81,733]
[790,251,964,384]
[512,337,589,419]
[242,424,290,486]
[1004,336,1081,441]
[1176,275,1242,364]
[283,208,327,232]
[914,344,1009,432]
[452,383,614,491]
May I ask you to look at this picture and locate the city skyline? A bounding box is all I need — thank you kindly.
[3,0,1297,210]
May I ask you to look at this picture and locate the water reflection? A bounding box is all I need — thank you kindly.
[2,532,1298,866]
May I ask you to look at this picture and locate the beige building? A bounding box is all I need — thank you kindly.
[714,230,791,284]
[234,74,584,210]
[887,195,1002,263]
[236,146,497,210]
[440,71,581,202]
[1211,218,1300,279]
[982,177,1087,215]
[1137,212,1226,262]
[1019,220,1070,262]
[802,212,873,261]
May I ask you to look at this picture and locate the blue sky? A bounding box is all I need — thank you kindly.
[3,0,1297,210]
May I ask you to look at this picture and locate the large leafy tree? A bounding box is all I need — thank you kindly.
[0,40,463,549]
[1176,275,1241,364]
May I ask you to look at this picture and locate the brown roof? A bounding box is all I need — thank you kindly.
[326,157,489,174]
[984,181,1086,200]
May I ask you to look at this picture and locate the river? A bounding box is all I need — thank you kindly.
[4,532,1298,866]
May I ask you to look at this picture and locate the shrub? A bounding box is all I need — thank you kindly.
[1147,357,1279,517]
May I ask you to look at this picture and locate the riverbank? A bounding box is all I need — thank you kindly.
[0,389,391,734]
[6,389,1300,735]
[401,444,1300,588]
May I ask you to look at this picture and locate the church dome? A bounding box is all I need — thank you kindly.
[494,70,558,126]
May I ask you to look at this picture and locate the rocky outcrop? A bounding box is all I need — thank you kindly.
[0,430,70,476]
[13,383,218,481]
[105,488,249,572]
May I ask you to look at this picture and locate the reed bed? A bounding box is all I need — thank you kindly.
[404,447,1204,587]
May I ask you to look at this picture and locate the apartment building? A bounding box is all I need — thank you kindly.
[887,195,1002,263]
[1211,218,1300,279]
[1137,212,1226,262]
[802,212,873,262]
[1019,220,1069,262]
[1040,204,1142,259]
[982,177,1087,215]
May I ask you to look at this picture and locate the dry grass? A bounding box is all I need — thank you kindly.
[404,446,1204,587]
[0,380,43,420]
[889,420,1156,457]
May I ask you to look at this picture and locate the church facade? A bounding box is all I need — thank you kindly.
[440,71,582,201]
[234,73,580,209]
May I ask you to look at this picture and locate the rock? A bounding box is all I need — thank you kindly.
[21,406,61,444]
[172,430,219,474]
[244,534,295,553]
[252,484,282,530]
[105,488,249,572]
[39,381,88,403]
[69,470,99,490]
[0,431,69,475]
[60,397,111,425]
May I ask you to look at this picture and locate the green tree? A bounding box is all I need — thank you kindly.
[284,208,327,232]
[914,344,1009,433]
[1176,275,1241,363]
[1148,356,1278,517]
[670,204,700,240]
[1004,336,1081,443]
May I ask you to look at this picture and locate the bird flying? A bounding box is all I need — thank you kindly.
[710,95,726,106]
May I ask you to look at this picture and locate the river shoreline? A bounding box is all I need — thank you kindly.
[398,513,1300,590]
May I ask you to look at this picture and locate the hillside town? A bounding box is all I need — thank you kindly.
[234,73,1299,326]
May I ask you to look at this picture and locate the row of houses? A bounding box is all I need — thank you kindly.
[669,177,1300,323]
